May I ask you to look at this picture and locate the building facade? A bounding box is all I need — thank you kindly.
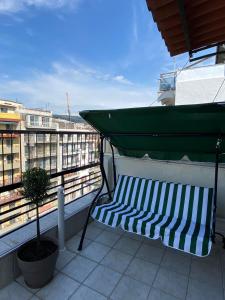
[157,63,225,106]
[0,100,99,235]
[0,99,22,186]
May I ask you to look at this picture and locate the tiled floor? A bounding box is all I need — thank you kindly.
[1,221,225,300]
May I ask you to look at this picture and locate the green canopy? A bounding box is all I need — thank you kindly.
[80,103,225,162]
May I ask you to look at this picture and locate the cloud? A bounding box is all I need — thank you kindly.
[113,75,132,85]
[0,62,157,113]
[0,0,80,14]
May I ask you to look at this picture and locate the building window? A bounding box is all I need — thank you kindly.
[38,159,44,169]
[30,115,39,126]
[9,202,15,210]
[6,154,13,163]
[81,143,86,150]
[42,117,50,127]
[51,145,57,153]
[37,134,44,143]
[25,146,29,156]
[0,107,8,113]
[68,144,72,153]
[5,124,13,130]
[10,218,16,225]
[6,139,11,147]
[7,170,13,184]
[25,161,28,170]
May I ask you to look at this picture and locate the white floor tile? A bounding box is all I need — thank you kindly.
[111,275,150,300]
[66,235,91,252]
[96,230,120,247]
[113,236,141,255]
[70,285,107,300]
[153,267,188,299]
[84,265,121,297]
[101,248,132,273]
[136,243,164,264]
[62,255,97,282]
[148,287,180,300]
[36,273,79,300]
[187,278,224,300]
[81,241,110,262]
[125,257,158,285]
[0,281,32,300]
[56,249,76,270]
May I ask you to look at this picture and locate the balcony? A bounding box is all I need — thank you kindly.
[0,112,21,122]
[26,121,57,130]
[1,128,225,299]
[0,160,20,171]
[0,130,100,227]
[0,220,224,299]
[159,72,176,92]
[0,144,20,155]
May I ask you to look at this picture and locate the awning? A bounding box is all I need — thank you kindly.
[80,103,225,162]
[146,0,225,57]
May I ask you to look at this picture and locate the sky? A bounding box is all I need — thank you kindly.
[0,0,189,114]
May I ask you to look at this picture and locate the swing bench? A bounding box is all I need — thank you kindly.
[78,103,225,257]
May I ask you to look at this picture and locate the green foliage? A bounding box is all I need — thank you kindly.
[22,168,50,205]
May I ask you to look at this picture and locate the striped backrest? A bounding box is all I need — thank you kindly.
[113,175,214,226]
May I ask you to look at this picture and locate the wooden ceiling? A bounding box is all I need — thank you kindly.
[146,0,225,56]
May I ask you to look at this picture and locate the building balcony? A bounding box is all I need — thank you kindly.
[0,144,20,155]
[159,71,176,92]
[26,121,57,130]
[0,112,21,122]
[1,133,20,139]
[0,212,224,299]
[0,154,225,300]
[0,160,20,171]
[1,130,224,299]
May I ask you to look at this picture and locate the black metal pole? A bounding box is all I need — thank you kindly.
[101,139,112,201]
[212,139,220,243]
[78,135,105,251]
[109,142,117,189]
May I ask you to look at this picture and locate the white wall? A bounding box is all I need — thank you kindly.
[105,154,225,220]
[176,64,225,105]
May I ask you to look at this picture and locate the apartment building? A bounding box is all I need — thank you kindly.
[19,107,58,173]
[0,99,23,231]
[0,99,22,186]
[54,117,99,204]
[0,100,99,235]
[157,62,225,106]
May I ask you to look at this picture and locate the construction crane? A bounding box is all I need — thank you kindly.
[66,92,71,122]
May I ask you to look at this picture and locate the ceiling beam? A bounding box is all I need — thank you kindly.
[176,0,192,56]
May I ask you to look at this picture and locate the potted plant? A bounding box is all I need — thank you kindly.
[17,168,58,288]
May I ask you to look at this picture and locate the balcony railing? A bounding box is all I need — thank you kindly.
[0,130,100,237]
[159,71,176,92]
[26,121,58,130]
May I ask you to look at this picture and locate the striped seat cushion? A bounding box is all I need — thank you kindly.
[92,174,214,256]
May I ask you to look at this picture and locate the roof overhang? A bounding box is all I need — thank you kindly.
[146,0,225,61]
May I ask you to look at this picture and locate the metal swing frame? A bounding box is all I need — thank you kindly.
[78,132,225,251]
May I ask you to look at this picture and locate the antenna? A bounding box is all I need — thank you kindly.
[173,57,176,72]
[66,92,71,121]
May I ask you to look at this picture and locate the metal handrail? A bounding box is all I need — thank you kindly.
[0,130,101,237]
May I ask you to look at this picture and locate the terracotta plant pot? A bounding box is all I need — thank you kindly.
[17,238,58,289]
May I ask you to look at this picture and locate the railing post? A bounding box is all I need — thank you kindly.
[57,186,65,251]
